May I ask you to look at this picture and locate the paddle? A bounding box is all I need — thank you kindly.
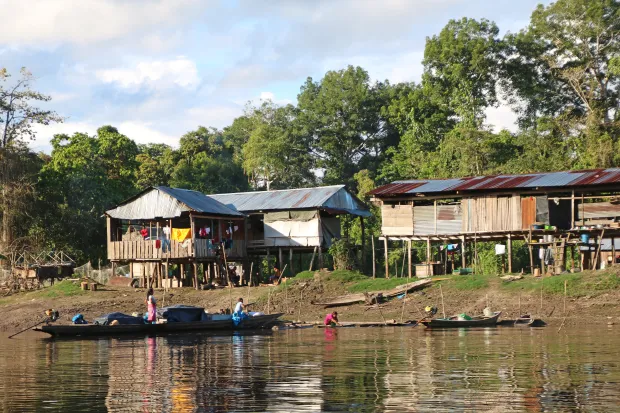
[9,318,48,339]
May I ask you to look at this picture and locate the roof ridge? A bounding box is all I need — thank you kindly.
[210,185,344,197]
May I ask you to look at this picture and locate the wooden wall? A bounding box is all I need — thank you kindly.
[381,204,413,236]
[461,195,522,233]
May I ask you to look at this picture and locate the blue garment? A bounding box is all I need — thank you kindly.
[72,314,88,324]
[162,239,170,253]
[232,311,248,326]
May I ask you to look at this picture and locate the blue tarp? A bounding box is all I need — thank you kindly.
[94,312,144,325]
[157,305,208,323]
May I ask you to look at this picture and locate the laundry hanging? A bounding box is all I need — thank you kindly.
[171,228,191,242]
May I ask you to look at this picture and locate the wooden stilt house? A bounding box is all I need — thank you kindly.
[370,169,620,277]
[105,186,245,288]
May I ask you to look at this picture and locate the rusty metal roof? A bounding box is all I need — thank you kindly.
[209,185,371,217]
[370,168,620,197]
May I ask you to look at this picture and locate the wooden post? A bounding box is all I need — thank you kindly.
[190,214,196,258]
[289,248,293,277]
[571,190,575,229]
[111,261,116,279]
[309,246,317,271]
[371,236,376,279]
[439,284,446,319]
[570,245,575,271]
[408,240,412,279]
[193,261,198,290]
[318,246,323,270]
[507,233,513,273]
[360,217,366,271]
[592,229,605,270]
[460,235,466,269]
[426,238,431,277]
[180,263,184,285]
[434,200,438,234]
[384,237,389,279]
[612,237,616,267]
[527,232,534,274]
[581,193,585,226]
[266,249,271,279]
[129,262,134,279]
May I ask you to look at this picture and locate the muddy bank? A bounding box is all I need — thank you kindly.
[1,268,620,333]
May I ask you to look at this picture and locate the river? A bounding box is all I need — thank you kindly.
[0,326,618,412]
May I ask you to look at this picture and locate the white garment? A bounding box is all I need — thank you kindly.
[234,302,243,313]
[495,244,506,255]
[162,226,170,236]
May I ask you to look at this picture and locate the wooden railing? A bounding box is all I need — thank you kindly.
[109,239,246,260]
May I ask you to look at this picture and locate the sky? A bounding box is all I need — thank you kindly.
[0,0,552,152]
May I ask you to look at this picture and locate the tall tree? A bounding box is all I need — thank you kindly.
[297,66,387,188]
[0,68,62,148]
[423,18,503,127]
[240,101,314,190]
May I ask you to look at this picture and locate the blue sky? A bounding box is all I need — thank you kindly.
[0,0,551,152]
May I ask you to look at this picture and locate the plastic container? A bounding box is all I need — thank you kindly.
[580,234,590,243]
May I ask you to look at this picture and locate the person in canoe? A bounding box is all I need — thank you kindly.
[232,297,249,326]
[146,288,157,324]
[324,311,340,327]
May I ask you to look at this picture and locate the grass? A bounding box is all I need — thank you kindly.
[500,269,620,297]
[26,280,86,299]
[347,278,414,293]
[291,271,316,281]
[441,275,490,291]
[328,270,368,283]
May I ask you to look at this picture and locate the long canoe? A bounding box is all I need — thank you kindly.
[421,311,501,328]
[34,313,283,338]
[312,279,432,308]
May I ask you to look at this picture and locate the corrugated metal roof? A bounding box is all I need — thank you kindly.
[106,187,243,220]
[209,185,371,217]
[370,168,620,197]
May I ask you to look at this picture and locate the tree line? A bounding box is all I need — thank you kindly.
[0,0,618,265]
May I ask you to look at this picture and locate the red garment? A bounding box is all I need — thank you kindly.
[155,240,161,249]
[324,313,336,325]
[140,228,148,238]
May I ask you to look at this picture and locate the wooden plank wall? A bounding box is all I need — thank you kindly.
[462,195,522,233]
[381,204,414,236]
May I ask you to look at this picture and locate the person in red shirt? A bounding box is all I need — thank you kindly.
[324,311,340,327]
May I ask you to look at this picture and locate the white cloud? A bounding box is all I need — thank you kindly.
[186,105,243,129]
[260,91,275,101]
[0,0,203,47]
[96,57,200,91]
[30,121,98,153]
[116,121,178,146]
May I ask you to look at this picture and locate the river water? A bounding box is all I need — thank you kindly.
[0,326,618,412]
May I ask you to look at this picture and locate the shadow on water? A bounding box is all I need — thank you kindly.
[0,326,619,412]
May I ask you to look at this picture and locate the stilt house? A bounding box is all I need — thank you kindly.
[209,185,371,272]
[369,169,620,276]
[105,186,245,288]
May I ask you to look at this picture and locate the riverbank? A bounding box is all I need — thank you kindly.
[1,267,619,332]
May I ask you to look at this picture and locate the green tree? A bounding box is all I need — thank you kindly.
[34,126,139,261]
[240,101,315,190]
[423,18,503,127]
[297,66,388,188]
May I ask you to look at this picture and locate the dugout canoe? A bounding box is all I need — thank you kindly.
[34,313,283,338]
[421,311,501,329]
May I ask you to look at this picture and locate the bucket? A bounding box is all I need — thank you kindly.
[580,234,590,243]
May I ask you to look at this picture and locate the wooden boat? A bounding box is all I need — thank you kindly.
[312,279,432,308]
[34,313,283,338]
[421,311,501,328]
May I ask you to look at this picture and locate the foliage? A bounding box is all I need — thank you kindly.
[0,68,63,148]
[328,239,357,270]
[28,280,85,299]
[292,271,316,281]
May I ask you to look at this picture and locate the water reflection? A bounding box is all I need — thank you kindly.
[0,327,619,412]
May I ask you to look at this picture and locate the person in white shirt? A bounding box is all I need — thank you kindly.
[234,297,244,314]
